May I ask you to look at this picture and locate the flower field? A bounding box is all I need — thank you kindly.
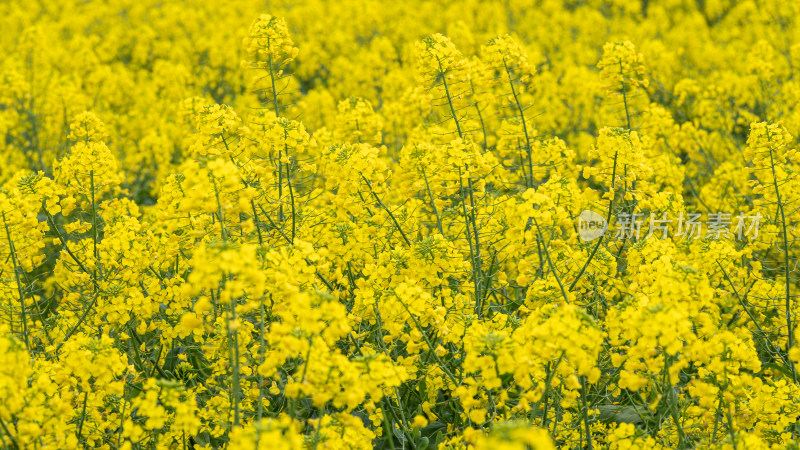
[2,0,800,448]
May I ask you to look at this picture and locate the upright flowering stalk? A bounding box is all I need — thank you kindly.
[572,42,649,290]
[243,15,299,117]
[416,34,490,314]
[483,35,537,188]
[465,56,494,151]
[243,15,302,241]
[745,121,800,382]
[597,41,648,130]
[415,33,472,139]
[0,172,56,353]
[52,111,123,293]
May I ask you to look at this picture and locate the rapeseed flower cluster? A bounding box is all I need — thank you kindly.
[2,0,800,449]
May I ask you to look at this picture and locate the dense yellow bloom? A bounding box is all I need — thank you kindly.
[1,1,800,448]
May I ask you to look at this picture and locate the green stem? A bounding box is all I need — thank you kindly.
[90,170,102,277]
[360,173,411,246]
[53,292,100,355]
[501,56,534,188]
[437,58,463,138]
[286,158,296,244]
[530,216,569,303]
[421,168,444,235]
[76,390,89,442]
[766,128,797,382]
[466,170,483,315]
[2,212,30,352]
[228,290,241,426]
[579,376,593,450]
